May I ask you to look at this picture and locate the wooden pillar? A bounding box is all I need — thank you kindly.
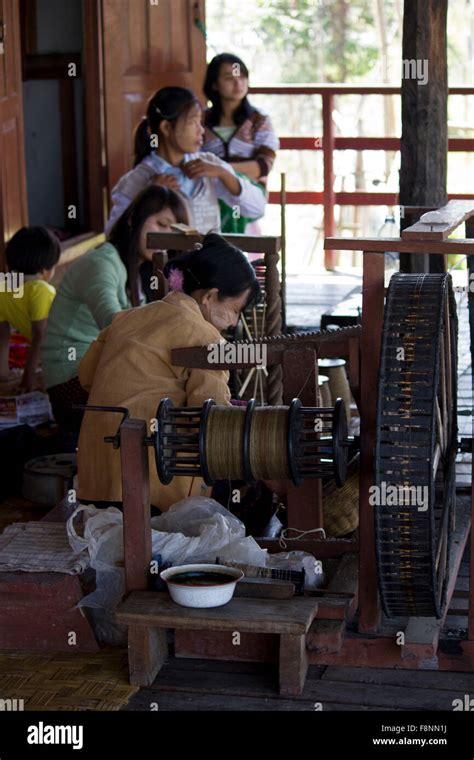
[358,251,385,632]
[323,93,336,271]
[466,220,474,641]
[120,419,151,593]
[283,348,323,531]
[399,0,448,274]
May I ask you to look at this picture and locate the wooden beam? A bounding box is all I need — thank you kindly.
[322,93,336,270]
[358,251,384,632]
[402,200,474,240]
[400,0,448,273]
[23,53,82,79]
[82,0,107,232]
[120,419,151,594]
[146,232,281,255]
[257,537,358,558]
[59,79,80,233]
[324,237,474,255]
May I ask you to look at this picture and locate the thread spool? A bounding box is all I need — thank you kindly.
[318,358,352,425]
[204,405,246,480]
[318,374,332,406]
[155,398,349,487]
[248,406,290,480]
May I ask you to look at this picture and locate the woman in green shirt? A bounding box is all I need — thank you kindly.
[42,185,188,431]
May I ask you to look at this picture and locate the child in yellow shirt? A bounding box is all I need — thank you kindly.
[0,227,60,392]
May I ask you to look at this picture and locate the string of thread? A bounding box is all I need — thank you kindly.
[204,406,292,480]
[205,406,246,480]
[279,527,326,550]
[249,406,290,479]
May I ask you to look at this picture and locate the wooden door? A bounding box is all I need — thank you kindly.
[0,0,28,265]
[102,0,207,195]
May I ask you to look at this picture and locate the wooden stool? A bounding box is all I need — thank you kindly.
[116,592,319,696]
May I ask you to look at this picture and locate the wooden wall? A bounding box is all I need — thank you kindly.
[101,0,207,194]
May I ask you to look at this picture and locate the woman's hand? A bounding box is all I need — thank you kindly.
[182,158,224,180]
[183,159,241,196]
[151,173,181,192]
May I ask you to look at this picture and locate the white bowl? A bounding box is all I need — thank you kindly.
[160,563,244,608]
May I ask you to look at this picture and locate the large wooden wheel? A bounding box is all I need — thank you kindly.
[374,273,458,618]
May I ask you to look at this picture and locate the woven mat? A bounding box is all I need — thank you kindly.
[0,521,89,574]
[0,649,137,711]
[0,496,49,534]
[323,465,359,537]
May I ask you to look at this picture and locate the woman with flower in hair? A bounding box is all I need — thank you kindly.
[76,233,261,511]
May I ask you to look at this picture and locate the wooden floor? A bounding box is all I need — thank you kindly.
[122,655,474,712]
[120,540,472,712]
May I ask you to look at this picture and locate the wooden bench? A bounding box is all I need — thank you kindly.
[116,591,319,696]
[0,497,99,652]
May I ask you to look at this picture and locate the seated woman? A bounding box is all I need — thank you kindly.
[105,86,266,235]
[76,233,261,511]
[41,185,187,431]
[202,53,279,233]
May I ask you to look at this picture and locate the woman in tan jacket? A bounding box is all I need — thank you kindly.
[76,234,260,511]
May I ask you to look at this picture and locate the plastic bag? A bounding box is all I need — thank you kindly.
[66,497,267,619]
[266,551,326,589]
[150,497,266,566]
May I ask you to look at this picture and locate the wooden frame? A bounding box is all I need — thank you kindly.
[326,199,474,638]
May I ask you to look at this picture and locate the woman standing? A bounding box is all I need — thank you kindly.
[42,185,187,431]
[202,53,279,232]
[106,87,266,236]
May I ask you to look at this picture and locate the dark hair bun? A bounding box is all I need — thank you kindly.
[163,233,260,307]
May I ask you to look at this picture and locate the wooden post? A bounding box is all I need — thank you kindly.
[283,348,323,531]
[119,419,169,687]
[466,220,474,641]
[358,251,385,632]
[323,93,336,271]
[399,0,448,274]
[120,419,151,593]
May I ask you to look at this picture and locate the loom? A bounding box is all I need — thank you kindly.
[84,207,474,687]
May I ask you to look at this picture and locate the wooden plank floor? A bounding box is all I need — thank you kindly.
[121,655,474,711]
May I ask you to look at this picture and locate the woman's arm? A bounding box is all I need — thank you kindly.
[0,321,10,380]
[78,326,110,391]
[81,252,129,329]
[20,319,47,392]
[229,160,261,181]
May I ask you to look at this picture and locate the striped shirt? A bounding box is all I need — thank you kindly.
[202,108,279,186]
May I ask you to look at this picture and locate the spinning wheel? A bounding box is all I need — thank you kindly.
[374,273,458,618]
[231,259,269,404]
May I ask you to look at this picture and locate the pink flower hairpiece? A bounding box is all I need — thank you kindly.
[167,268,184,292]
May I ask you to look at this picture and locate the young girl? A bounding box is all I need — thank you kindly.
[203,53,279,186]
[202,53,279,233]
[105,87,266,236]
[76,233,261,511]
[0,227,60,393]
[42,185,187,430]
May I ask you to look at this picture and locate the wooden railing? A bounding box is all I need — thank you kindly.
[249,83,474,267]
